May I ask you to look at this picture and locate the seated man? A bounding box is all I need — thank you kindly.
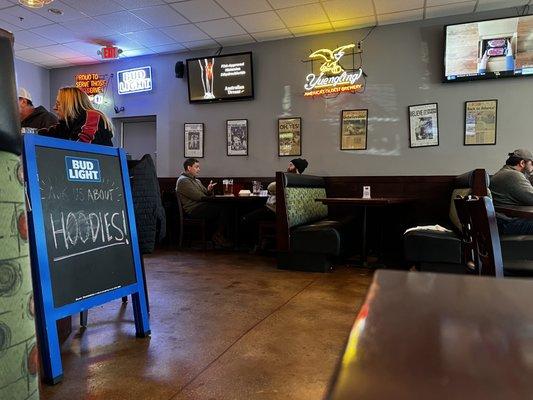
[242,158,308,248]
[490,149,533,234]
[176,158,231,247]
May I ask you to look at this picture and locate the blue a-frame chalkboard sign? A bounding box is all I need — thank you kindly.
[23,134,150,384]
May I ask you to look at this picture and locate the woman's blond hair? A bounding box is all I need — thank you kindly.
[56,87,113,134]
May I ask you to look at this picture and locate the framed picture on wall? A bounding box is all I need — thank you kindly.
[226,119,248,156]
[408,103,439,148]
[464,99,497,146]
[184,123,204,158]
[278,117,301,157]
[340,109,368,150]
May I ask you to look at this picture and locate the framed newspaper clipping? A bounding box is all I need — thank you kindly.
[408,103,439,148]
[278,117,301,157]
[226,119,248,156]
[184,123,204,158]
[464,99,497,146]
[340,109,368,150]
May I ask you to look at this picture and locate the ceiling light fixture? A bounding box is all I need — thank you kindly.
[19,0,54,9]
[48,8,63,15]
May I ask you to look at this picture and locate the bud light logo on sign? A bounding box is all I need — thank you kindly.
[65,157,101,182]
[117,66,152,95]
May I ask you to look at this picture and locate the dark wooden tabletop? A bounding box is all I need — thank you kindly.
[202,195,268,203]
[327,270,533,400]
[495,205,533,219]
[316,197,415,205]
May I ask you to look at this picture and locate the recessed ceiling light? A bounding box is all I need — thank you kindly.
[48,8,63,15]
[19,0,54,8]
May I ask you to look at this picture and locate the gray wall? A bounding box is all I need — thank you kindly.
[15,58,50,109]
[49,8,533,178]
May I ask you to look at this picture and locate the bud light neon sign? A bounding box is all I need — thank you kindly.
[117,66,152,95]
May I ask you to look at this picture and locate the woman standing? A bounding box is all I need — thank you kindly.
[40,87,113,146]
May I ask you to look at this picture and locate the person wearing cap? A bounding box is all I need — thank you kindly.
[264,158,308,213]
[287,158,308,175]
[490,149,533,234]
[18,87,58,130]
[242,158,308,251]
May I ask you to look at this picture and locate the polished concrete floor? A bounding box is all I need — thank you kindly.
[41,250,373,400]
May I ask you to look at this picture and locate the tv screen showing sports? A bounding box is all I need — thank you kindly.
[186,52,254,103]
[444,15,533,82]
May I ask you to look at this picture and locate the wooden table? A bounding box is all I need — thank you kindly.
[328,270,533,400]
[202,195,268,247]
[202,194,268,203]
[316,197,414,265]
[495,205,533,219]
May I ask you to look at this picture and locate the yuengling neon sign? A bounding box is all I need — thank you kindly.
[303,44,364,97]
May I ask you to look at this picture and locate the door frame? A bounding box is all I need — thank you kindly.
[113,115,157,148]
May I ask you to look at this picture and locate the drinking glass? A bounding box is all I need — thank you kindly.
[252,180,261,195]
[223,179,233,195]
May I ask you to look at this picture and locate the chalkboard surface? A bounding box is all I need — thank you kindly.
[36,146,137,308]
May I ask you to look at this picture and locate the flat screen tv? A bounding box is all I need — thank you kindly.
[444,15,533,82]
[186,52,254,103]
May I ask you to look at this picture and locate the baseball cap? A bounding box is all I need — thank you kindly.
[509,149,533,161]
[18,87,32,102]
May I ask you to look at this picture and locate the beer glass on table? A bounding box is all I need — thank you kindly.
[252,180,261,195]
[223,179,233,195]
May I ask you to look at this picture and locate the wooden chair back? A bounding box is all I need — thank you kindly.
[174,192,207,249]
[453,195,476,272]
[471,168,489,196]
[276,172,290,252]
[454,195,504,277]
[175,192,185,248]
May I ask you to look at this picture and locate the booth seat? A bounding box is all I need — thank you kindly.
[275,172,351,272]
[404,169,488,273]
[500,235,533,276]
[404,168,533,274]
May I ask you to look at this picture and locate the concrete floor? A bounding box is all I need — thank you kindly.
[41,250,373,400]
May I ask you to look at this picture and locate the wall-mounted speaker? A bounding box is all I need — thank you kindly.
[175,61,184,79]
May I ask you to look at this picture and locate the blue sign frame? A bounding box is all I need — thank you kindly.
[23,135,150,384]
[117,66,153,95]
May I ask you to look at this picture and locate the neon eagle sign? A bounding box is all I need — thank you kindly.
[303,43,364,97]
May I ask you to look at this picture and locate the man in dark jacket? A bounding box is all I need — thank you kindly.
[18,87,58,130]
[176,158,231,247]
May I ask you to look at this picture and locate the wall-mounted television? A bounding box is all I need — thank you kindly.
[444,15,533,82]
[186,52,254,103]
